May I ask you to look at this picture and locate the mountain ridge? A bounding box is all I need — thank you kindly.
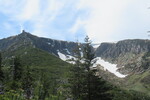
[0,31,150,95]
[0,31,149,75]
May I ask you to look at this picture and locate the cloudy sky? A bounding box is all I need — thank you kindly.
[0,0,150,43]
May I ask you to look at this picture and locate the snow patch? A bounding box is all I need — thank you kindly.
[92,44,101,49]
[94,57,127,78]
[58,52,127,78]
[47,42,51,45]
[58,52,67,61]
[57,52,75,64]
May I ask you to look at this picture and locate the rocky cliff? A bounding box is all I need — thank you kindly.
[0,31,149,95]
[0,30,78,57]
[95,39,150,74]
[0,31,149,75]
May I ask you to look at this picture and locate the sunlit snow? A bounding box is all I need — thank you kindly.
[58,52,67,61]
[94,57,127,78]
[58,52,75,64]
[58,51,127,78]
[47,42,51,45]
[92,44,101,49]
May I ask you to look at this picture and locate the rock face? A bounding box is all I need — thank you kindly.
[95,40,150,74]
[0,31,149,75]
[96,40,150,58]
[0,31,78,57]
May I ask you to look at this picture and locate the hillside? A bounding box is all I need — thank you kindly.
[0,31,150,98]
[95,39,150,74]
[95,40,150,95]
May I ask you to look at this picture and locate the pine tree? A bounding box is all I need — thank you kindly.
[0,53,4,94]
[22,66,34,100]
[0,53,4,82]
[13,56,22,81]
[38,71,51,100]
[69,36,112,100]
[11,56,23,90]
[68,42,85,99]
[82,36,95,100]
[82,36,112,100]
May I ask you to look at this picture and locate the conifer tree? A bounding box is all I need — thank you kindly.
[69,42,85,99]
[69,36,112,100]
[82,36,112,100]
[82,36,95,100]
[38,72,51,100]
[13,56,22,81]
[11,56,23,90]
[22,66,34,99]
[0,53,4,94]
[0,53,4,81]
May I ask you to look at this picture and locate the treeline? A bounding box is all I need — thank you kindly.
[0,54,64,100]
[0,36,150,100]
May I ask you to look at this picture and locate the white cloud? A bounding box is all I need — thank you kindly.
[31,0,66,37]
[71,0,131,42]
[0,0,150,42]
[0,0,67,37]
[70,0,150,43]
[69,18,85,34]
[17,0,40,21]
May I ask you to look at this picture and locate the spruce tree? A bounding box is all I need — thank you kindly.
[38,71,51,100]
[68,42,85,99]
[82,36,95,100]
[82,36,112,100]
[22,66,34,99]
[69,36,112,100]
[13,56,22,81]
[11,56,23,90]
[0,53,4,82]
[0,53,4,94]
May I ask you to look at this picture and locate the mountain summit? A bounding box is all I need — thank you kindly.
[0,32,150,95]
[0,32,149,75]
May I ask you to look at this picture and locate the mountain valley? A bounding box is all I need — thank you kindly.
[0,30,150,99]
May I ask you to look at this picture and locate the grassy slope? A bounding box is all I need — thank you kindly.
[97,67,150,99]
[2,46,70,80]
[1,45,150,99]
[124,70,150,95]
[106,51,150,96]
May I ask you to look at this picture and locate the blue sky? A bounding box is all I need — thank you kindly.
[0,0,150,43]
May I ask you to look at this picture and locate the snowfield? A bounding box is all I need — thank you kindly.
[58,52,75,64]
[92,44,101,49]
[57,52,67,61]
[94,57,127,78]
[58,51,127,78]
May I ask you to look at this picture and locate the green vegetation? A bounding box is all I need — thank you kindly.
[124,70,150,96]
[68,36,112,100]
[0,47,69,100]
[0,38,149,100]
[67,36,150,100]
[110,88,150,100]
